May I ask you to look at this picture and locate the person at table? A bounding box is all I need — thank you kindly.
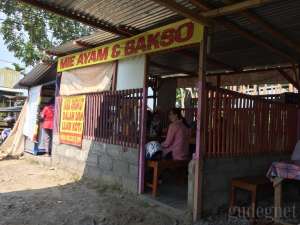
[161,108,190,160]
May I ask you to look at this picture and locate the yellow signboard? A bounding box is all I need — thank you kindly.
[59,95,86,147]
[57,19,204,72]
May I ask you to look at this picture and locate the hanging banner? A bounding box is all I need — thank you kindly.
[57,19,204,72]
[23,85,42,141]
[59,95,86,147]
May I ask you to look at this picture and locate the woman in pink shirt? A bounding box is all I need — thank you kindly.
[161,108,190,160]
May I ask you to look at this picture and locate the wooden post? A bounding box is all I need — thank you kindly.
[138,55,149,194]
[193,28,208,222]
[273,177,283,222]
[217,75,221,88]
[111,61,118,91]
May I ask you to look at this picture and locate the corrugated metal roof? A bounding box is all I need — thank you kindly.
[17,63,57,87]
[38,0,180,55]
[47,0,177,29]
[39,0,300,73]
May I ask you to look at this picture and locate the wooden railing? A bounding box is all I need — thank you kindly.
[84,89,143,148]
[258,94,282,101]
[55,89,143,148]
[205,87,298,158]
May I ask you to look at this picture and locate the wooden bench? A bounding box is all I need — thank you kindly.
[146,160,189,197]
[229,176,272,218]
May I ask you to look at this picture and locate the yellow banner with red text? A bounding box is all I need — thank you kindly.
[57,19,204,72]
[59,95,86,147]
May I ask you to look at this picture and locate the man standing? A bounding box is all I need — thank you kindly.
[40,99,55,156]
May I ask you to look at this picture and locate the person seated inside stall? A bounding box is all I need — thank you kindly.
[161,108,190,161]
[149,109,162,141]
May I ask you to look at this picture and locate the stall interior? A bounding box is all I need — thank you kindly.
[144,46,199,209]
[143,45,300,213]
[25,83,55,156]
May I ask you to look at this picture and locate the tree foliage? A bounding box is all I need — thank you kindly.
[0,0,94,66]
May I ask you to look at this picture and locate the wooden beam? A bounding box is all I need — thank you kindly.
[45,50,63,57]
[150,61,196,76]
[151,0,212,26]
[241,11,300,55]
[219,20,296,63]
[201,0,274,18]
[74,40,95,48]
[207,65,294,76]
[278,69,299,90]
[187,0,298,64]
[207,56,240,71]
[218,0,300,56]
[18,0,132,37]
[188,0,210,11]
[175,49,240,71]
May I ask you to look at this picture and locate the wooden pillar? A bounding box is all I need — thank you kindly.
[216,75,221,88]
[138,55,148,194]
[273,178,283,222]
[111,61,118,91]
[193,28,207,222]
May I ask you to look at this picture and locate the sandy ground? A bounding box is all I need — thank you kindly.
[0,159,184,225]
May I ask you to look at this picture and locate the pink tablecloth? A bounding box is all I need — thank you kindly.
[267,161,300,181]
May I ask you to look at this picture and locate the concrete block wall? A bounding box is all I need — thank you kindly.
[187,154,289,215]
[51,134,140,193]
[201,154,289,214]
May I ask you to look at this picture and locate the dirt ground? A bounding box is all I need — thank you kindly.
[0,159,185,225]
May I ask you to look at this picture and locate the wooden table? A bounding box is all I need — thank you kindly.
[267,161,300,224]
[146,160,189,197]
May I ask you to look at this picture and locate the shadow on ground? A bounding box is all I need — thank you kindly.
[0,159,184,225]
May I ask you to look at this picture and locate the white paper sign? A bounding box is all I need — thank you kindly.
[23,85,42,140]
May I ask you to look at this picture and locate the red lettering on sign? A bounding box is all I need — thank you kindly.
[175,22,194,43]
[77,54,83,65]
[147,32,160,50]
[88,50,97,63]
[97,47,109,61]
[160,28,175,47]
[111,44,121,58]
[135,36,147,53]
[125,40,136,56]
[83,52,91,64]
[60,56,75,69]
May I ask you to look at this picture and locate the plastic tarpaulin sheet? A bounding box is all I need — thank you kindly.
[23,85,42,141]
[0,101,27,160]
[60,62,115,96]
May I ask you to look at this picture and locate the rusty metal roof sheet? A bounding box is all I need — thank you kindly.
[17,63,57,87]
[27,0,300,74]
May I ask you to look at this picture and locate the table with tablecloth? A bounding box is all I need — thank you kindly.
[267,161,300,223]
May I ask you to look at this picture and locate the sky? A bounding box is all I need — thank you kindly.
[0,35,22,69]
[0,13,23,70]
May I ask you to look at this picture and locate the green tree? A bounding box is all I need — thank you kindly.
[0,0,94,66]
[12,63,25,72]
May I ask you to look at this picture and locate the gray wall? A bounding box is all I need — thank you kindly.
[188,154,289,215]
[51,134,140,193]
